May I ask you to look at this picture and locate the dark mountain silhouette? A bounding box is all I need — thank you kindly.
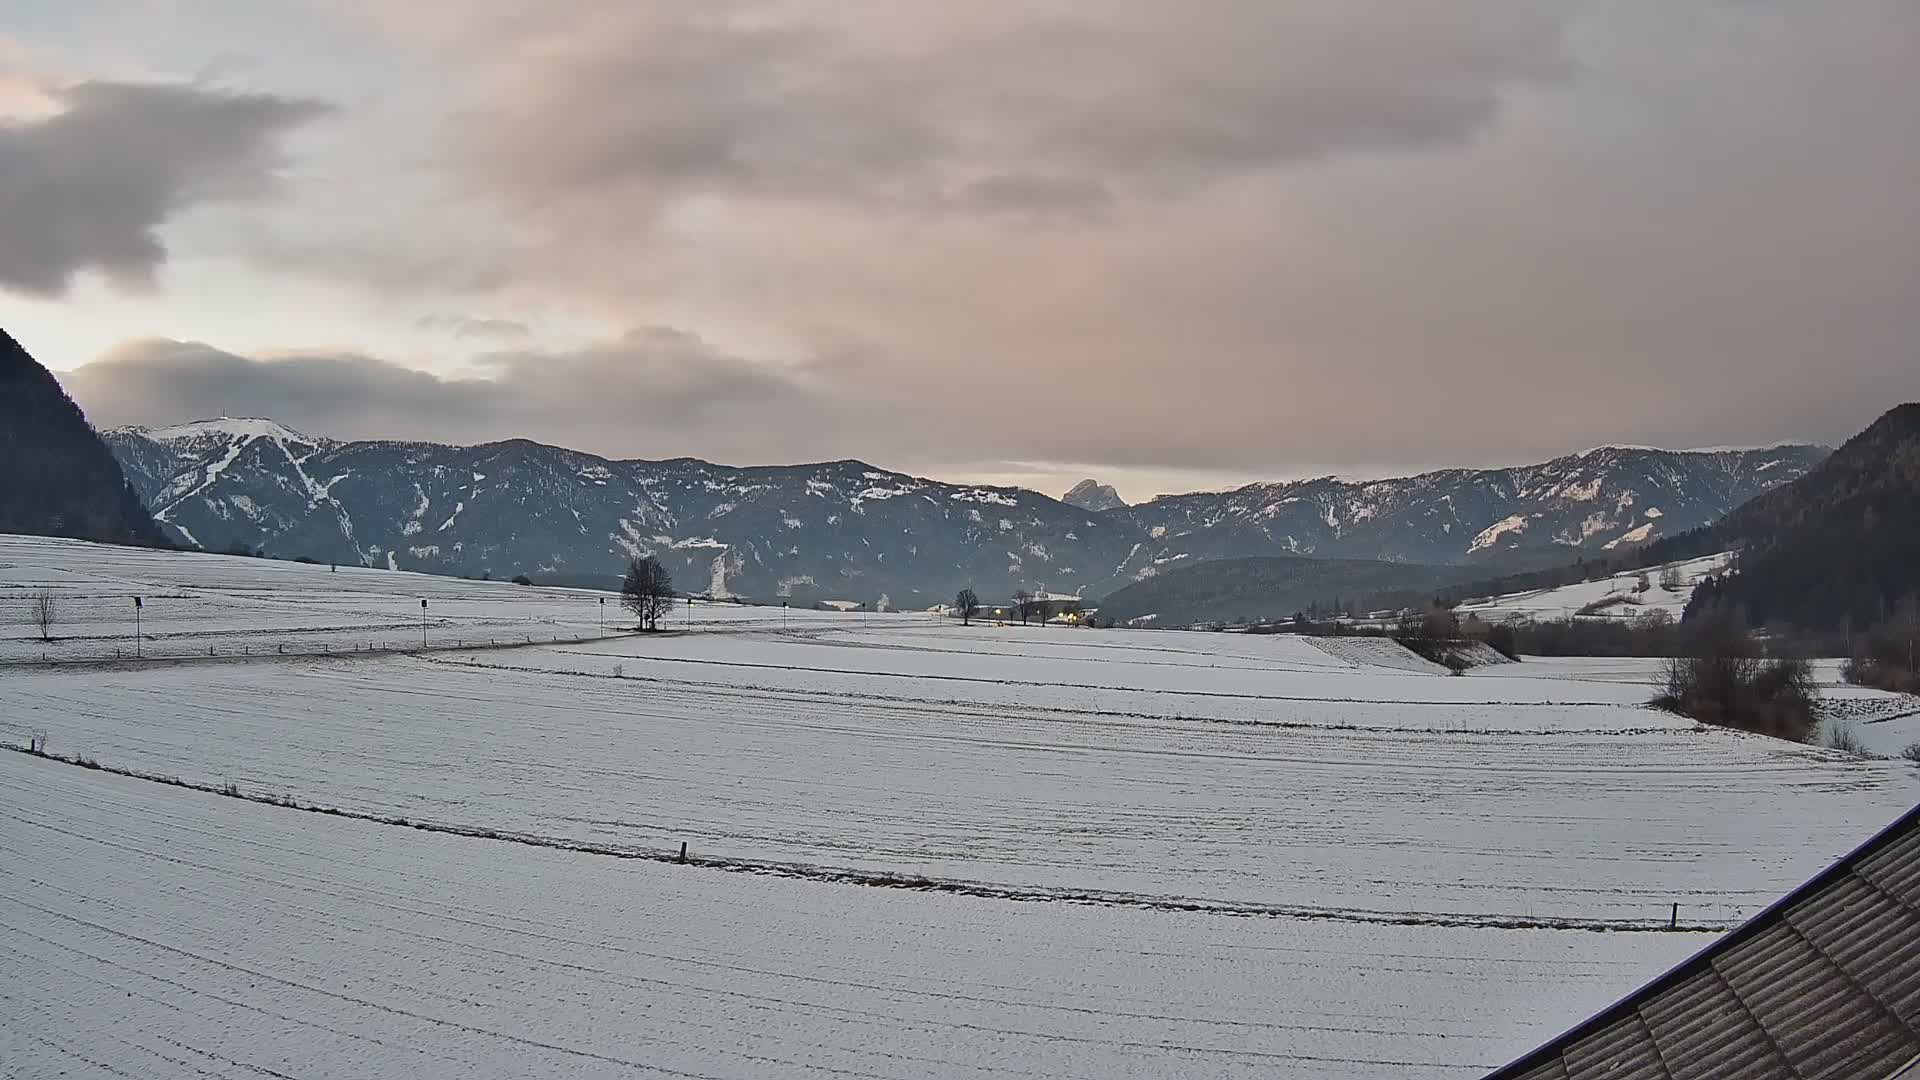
[1683,403,1920,631]
[0,330,165,546]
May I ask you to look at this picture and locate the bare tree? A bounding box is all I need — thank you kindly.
[954,588,980,627]
[1659,565,1684,592]
[621,556,676,631]
[1011,589,1033,626]
[32,590,55,642]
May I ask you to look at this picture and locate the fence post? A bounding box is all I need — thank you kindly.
[678,841,688,864]
[1670,902,1678,929]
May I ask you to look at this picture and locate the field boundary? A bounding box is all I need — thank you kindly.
[512,648,1632,708]
[0,630,641,673]
[427,654,1685,737]
[2,741,1729,935]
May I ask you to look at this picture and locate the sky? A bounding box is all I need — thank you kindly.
[3,1,1916,502]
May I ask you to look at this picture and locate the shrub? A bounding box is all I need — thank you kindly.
[511,574,534,586]
[1578,595,1639,616]
[1485,623,1520,661]
[1822,723,1870,756]
[1903,742,1920,763]
[1841,656,1920,694]
[1652,618,1818,741]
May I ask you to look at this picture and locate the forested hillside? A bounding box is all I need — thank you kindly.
[0,330,165,546]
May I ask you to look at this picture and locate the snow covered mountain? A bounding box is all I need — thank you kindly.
[104,419,1132,603]
[1108,445,1828,581]
[102,419,1826,602]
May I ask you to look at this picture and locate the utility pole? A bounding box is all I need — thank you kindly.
[420,598,428,648]
[133,595,142,659]
[599,596,605,635]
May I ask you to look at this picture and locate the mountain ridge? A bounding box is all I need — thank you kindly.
[1681,402,1920,631]
[98,415,1828,602]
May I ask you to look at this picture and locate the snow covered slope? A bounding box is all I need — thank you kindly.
[1455,552,1733,623]
[1113,445,1823,576]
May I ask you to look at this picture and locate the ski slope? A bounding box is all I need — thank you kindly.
[3,535,1917,1077]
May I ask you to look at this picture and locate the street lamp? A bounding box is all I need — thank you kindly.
[133,595,143,659]
[420,598,428,648]
[599,596,605,635]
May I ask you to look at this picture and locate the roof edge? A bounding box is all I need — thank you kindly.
[1483,799,1920,1079]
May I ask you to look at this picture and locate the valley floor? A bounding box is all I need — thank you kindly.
[3,534,1917,1077]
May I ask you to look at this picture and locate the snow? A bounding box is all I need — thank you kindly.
[1306,635,1449,674]
[857,483,916,501]
[1580,443,1669,455]
[143,416,315,445]
[165,434,248,517]
[0,751,1709,1079]
[0,534,634,662]
[1560,476,1604,501]
[1469,513,1530,553]
[948,488,1019,507]
[1602,521,1655,549]
[3,534,1915,1077]
[1457,552,1732,624]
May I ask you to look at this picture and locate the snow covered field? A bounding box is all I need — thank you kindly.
[0,752,1709,1079]
[0,533,832,663]
[3,535,1917,1077]
[1454,553,1731,624]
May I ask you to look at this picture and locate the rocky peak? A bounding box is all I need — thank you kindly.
[1062,479,1126,512]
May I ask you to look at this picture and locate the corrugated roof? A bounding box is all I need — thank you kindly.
[1486,802,1920,1080]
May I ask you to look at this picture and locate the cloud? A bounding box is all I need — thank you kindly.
[0,79,330,297]
[412,0,1917,471]
[414,315,533,340]
[58,331,874,465]
[20,3,1920,483]
[441,2,1572,222]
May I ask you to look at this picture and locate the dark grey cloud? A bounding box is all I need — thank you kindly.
[58,331,871,465]
[445,2,1573,220]
[0,80,330,296]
